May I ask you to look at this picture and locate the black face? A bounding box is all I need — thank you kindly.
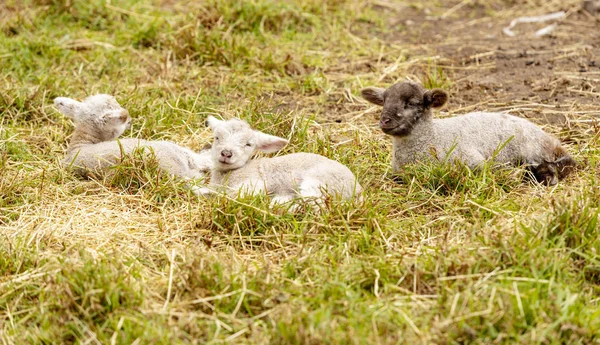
[361,81,449,137]
[379,83,427,136]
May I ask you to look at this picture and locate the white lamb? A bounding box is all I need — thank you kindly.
[360,81,576,185]
[202,116,362,206]
[55,94,212,185]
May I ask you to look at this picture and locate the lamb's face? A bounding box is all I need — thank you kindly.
[206,116,289,172]
[361,82,448,136]
[54,94,131,141]
[210,119,257,171]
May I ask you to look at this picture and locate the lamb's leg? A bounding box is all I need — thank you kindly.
[236,180,267,198]
[191,186,213,196]
[298,178,324,198]
[271,194,295,205]
[531,161,559,186]
[298,178,327,212]
[462,150,486,170]
[177,169,211,196]
[554,155,577,179]
[270,193,298,212]
[529,155,576,186]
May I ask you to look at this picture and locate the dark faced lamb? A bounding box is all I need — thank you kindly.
[360,81,576,185]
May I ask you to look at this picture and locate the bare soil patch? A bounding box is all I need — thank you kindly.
[348,2,600,127]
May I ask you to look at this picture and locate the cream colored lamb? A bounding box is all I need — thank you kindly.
[202,116,362,205]
[55,94,212,183]
[361,81,576,185]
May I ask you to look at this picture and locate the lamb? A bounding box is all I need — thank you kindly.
[360,81,576,185]
[55,94,212,185]
[202,116,362,206]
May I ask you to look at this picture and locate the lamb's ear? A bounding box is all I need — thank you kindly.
[54,97,81,119]
[206,116,223,130]
[103,109,130,124]
[360,87,385,106]
[423,89,448,109]
[255,131,288,153]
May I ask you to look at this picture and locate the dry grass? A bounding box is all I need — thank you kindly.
[1,0,600,343]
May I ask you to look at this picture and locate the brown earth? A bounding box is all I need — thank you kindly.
[319,1,600,136]
[396,5,600,121]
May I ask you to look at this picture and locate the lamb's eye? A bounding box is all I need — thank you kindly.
[246,142,252,147]
[215,137,220,141]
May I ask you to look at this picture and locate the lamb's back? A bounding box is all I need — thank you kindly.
[432,112,558,166]
[64,138,149,171]
[262,152,361,195]
[64,139,207,178]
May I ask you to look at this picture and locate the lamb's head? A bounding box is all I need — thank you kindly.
[54,94,131,141]
[206,116,288,172]
[360,81,448,136]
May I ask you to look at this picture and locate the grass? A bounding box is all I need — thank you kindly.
[1,0,600,343]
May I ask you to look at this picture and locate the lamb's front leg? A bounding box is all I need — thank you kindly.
[271,194,295,205]
[191,186,213,196]
[233,179,268,198]
[296,178,327,212]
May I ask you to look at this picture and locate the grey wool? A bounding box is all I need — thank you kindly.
[360,81,576,185]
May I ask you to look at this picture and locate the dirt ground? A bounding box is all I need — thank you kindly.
[3,1,600,342]
[321,2,600,132]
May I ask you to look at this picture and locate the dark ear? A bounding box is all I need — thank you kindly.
[360,87,385,106]
[423,89,448,108]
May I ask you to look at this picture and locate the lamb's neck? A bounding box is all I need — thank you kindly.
[210,159,266,186]
[389,116,436,171]
[67,127,104,152]
[392,116,434,144]
[210,169,230,185]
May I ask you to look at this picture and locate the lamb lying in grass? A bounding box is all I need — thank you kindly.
[202,116,362,206]
[360,81,576,185]
[55,94,212,184]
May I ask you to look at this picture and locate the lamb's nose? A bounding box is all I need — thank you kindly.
[380,118,391,126]
[221,150,232,158]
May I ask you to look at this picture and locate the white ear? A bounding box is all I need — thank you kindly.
[206,116,223,130]
[255,131,289,153]
[103,109,130,124]
[54,97,81,119]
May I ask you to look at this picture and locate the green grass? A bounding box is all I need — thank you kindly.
[1,0,599,343]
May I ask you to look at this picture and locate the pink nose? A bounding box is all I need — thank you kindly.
[221,150,232,158]
[380,118,391,127]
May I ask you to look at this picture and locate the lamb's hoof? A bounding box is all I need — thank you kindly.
[554,155,577,179]
[192,186,213,197]
[545,174,559,186]
[390,174,405,184]
[529,161,559,186]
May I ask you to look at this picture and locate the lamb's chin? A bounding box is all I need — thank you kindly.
[382,125,411,137]
[216,161,239,171]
